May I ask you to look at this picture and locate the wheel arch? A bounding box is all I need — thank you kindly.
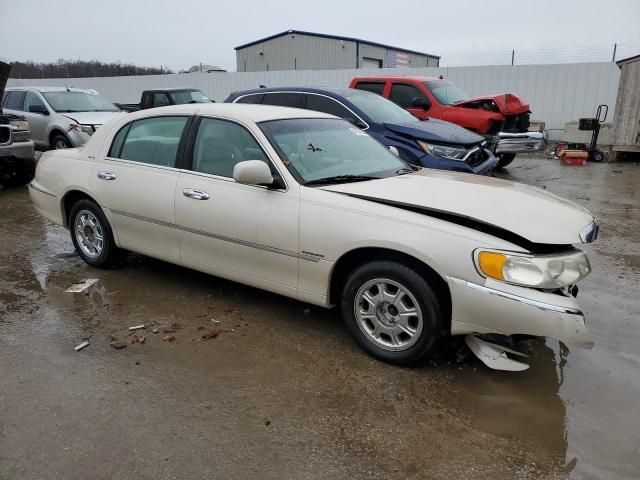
[328,247,452,328]
[60,189,100,228]
[49,128,70,147]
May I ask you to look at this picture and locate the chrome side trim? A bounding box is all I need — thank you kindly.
[464,280,583,315]
[29,183,58,198]
[110,209,321,262]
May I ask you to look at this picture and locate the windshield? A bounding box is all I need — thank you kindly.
[169,89,210,104]
[42,91,120,112]
[260,118,409,184]
[424,80,469,105]
[343,90,417,124]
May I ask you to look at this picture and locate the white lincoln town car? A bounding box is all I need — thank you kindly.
[29,104,597,371]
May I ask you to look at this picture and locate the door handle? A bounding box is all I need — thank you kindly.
[183,188,210,200]
[97,171,117,180]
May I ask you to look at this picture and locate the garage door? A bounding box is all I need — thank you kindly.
[362,57,383,68]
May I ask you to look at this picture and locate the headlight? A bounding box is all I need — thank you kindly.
[474,249,591,288]
[417,140,468,161]
[70,123,94,136]
[9,120,29,131]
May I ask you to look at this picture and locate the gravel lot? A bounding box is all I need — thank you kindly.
[1,156,639,479]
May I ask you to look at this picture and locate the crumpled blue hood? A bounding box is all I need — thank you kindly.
[384,118,485,146]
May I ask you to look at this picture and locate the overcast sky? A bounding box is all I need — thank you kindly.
[1,0,639,70]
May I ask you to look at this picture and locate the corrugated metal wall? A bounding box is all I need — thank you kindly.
[235,33,438,72]
[7,62,620,140]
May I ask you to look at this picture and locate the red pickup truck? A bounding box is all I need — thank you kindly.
[349,76,545,168]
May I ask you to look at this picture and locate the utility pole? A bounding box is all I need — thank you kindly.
[612,43,617,62]
[511,50,515,66]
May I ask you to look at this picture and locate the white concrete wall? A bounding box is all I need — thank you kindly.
[7,62,620,140]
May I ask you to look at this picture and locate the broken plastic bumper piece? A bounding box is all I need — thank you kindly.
[465,335,530,371]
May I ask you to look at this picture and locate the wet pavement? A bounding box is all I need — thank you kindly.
[1,156,639,479]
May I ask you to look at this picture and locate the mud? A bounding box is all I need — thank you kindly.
[1,157,639,479]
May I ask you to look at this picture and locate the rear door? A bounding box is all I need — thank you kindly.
[90,115,190,262]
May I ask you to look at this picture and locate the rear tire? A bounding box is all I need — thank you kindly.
[69,199,121,268]
[496,153,516,169]
[340,260,446,365]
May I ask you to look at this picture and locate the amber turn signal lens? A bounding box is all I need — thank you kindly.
[477,251,507,280]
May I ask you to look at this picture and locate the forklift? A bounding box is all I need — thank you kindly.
[555,104,609,162]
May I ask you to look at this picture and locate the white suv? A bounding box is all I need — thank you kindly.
[2,87,125,149]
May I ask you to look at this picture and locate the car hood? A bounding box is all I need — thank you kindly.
[453,93,530,115]
[61,111,126,125]
[384,118,485,147]
[321,169,595,246]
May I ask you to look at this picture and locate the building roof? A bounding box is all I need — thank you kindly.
[234,29,440,59]
[616,54,640,67]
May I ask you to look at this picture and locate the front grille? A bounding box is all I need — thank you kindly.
[502,113,530,133]
[0,126,11,145]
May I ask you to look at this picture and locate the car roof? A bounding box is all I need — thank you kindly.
[125,103,336,123]
[143,87,203,92]
[6,86,96,93]
[229,86,375,101]
[351,75,443,82]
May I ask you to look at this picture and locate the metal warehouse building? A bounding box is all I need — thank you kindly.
[235,30,440,72]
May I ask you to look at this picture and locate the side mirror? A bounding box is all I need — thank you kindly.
[29,104,49,115]
[233,160,274,186]
[410,96,431,111]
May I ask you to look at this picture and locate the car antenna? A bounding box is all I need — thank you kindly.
[438,75,444,79]
[259,84,267,88]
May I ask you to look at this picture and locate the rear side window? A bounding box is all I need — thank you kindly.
[110,116,188,167]
[354,82,385,96]
[235,94,264,104]
[4,91,26,111]
[261,93,303,108]
[305,94,355,120]
[389,84,425,108]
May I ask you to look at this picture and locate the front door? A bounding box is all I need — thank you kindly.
[175,117,299,295]
[90,115,190,262]
[22,91,50,147]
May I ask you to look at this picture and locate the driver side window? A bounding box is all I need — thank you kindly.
[389,84,425,109]
[192,118,268,178]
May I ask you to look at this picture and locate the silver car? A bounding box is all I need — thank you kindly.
[2,87,125,149]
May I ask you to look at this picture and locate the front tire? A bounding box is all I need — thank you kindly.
[69,199,121,267]
[340,260,445,365]
[51,133,72,149]
[496,153,516,169]
[0,160,35,187]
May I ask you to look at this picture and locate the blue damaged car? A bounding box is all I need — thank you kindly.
[225,86,497,174]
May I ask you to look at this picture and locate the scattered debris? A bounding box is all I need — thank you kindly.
[200,329,219,341]
[163,334,176,343]
[65,279,99,294]
[465,335,529,371]
[110,339,127,349]
[135,361,140,365]
[74,341,90,351]
[211,319,220,324]
[128,324,145,331]
[264,420,271,426]
[130,334,146,344]
[152,328,159,334]
[163,323,180,333]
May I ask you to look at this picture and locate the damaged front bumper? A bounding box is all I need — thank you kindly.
[448,276,592,369]
[495,131,546,154]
